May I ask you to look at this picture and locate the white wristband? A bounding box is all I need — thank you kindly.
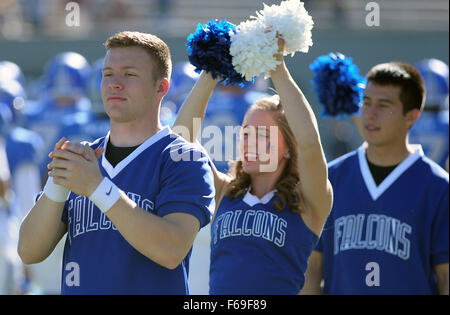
[89,177,121,213]
[43,176,70,202]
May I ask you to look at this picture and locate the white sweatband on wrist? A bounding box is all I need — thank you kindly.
[43,176,70,202]
[89,177,121,213]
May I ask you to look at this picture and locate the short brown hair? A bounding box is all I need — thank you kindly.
[366,62,426,114]
[104,31,172,81]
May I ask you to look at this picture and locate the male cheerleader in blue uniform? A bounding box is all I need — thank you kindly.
[302,62,449,295]
[18,31,215,294]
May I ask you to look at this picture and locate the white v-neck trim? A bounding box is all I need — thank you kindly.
[242,187,277,207]
[101,126,171,179]
[358,142,424,201]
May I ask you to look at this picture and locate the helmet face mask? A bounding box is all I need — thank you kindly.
[415,58,449,110]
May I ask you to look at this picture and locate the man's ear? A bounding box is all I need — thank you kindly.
[406,109,421,129]
[156,78,170,100]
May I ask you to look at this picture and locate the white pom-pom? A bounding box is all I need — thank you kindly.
[257,0,314,56]
[230,19,280,80]
[230,0,314,80]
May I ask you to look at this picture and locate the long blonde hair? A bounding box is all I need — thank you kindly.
[226,95,304,214]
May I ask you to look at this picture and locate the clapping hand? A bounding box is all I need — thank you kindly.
[47,138,104,197]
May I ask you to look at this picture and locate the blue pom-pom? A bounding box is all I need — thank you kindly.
[309,52,366,118]
[186,19,253,87]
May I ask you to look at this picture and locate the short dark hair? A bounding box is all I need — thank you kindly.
[366,62,426,114]
[104,31,172,81]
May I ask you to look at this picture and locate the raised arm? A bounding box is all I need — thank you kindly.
[172,71,231,207]
[173,71,219,142]
[270,47,333,234]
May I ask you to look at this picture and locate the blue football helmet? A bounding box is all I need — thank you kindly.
[415,59,449,109]
[43,52,91,101]
[0,80,26,124]
[0,60,26,87]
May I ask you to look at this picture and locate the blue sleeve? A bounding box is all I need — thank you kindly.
[155,146,215,229]
[431,186,449,266]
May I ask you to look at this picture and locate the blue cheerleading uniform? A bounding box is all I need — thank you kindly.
[316,143,449,294]
[209,189,318,295]
[59,127,215,294]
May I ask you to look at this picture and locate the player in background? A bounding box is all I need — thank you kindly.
[0,83,43,222]
[18,31,215,294]
[1,63,67,294]
[173,38,333,294]
[409,58,449,170]
[21,51,92,183]
[301,62,449,295]
[0,79,26,125]
[0,60,27,88]
[0,104,26,295]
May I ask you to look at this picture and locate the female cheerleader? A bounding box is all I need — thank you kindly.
[173,39,333,294]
